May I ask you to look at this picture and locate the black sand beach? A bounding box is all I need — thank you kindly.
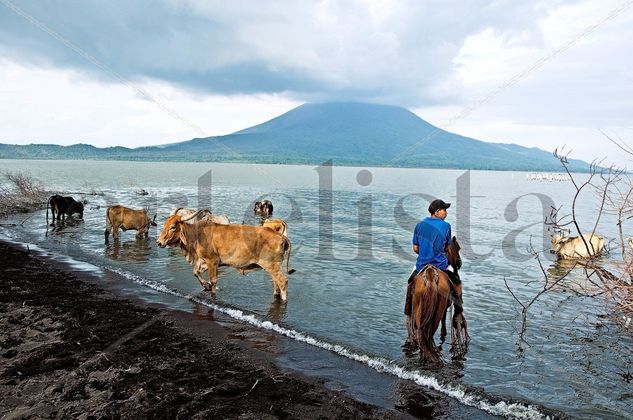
[0,241,403,419]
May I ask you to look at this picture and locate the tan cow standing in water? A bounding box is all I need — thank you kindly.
[156,212,295,301]
[104,205,157,243]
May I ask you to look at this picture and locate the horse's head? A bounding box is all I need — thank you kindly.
[446,236,462,270]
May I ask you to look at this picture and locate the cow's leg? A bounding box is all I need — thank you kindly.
[273,271,288,301]
[205,259,219,294]
[193,268,207,290]
[112,223,119,240]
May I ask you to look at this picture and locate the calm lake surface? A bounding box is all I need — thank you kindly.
[1,159,631,418]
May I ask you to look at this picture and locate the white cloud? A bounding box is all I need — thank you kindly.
[0,60,300,148]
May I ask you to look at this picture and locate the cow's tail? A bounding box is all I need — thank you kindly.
[105,207,112,229]
[283,237,296,274]
[46,195,51,224]
[104,207,112,242]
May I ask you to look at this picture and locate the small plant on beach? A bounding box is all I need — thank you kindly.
[0,170,49,217]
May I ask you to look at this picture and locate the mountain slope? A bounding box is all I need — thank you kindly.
[0,102,589,171]
[161,102,587,170]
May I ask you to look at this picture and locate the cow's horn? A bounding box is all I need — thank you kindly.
[181,210,202,222]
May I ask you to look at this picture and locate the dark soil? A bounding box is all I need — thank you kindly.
[0,242,399,419]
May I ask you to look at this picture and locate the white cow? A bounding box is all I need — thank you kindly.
[551,233,604,259]
[169,208,230,225]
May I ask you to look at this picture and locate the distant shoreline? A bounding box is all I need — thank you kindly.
[0,156,590,173]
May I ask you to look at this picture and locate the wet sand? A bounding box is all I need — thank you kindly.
[0,241,401,419]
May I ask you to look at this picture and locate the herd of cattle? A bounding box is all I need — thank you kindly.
[47,194,614,300]
[47,196,294,300]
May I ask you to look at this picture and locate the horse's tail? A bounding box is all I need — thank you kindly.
[415,267,442,358]
[283,237,296,274]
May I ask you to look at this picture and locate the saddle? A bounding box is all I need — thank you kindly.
[404,265,460,316]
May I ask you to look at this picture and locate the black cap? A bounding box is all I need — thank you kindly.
[428,199,451,214]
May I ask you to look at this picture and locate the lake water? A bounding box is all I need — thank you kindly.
[1,159,631,418]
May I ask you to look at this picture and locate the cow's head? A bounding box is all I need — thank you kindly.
[71,201,85,217]
[254,200,273,217]
[157,215,183,248]
[550,233,570,253]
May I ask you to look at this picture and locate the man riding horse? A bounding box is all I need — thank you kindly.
[405,199,463,325]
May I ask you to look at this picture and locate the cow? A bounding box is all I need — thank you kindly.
[551,233,605,259]
[254,200,273,217]
[169,207,230,225]
[262,218,288,237]
[156,211,295,301]
[47,195,84,224]
[104,205,157,243]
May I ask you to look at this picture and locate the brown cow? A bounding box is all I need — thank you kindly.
[104,205,157,243]
[262,218,288,237]
[156,213,295,301]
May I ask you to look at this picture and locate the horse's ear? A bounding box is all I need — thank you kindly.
[453,236,461,247]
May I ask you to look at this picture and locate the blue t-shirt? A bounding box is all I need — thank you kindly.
[412,217,452,271]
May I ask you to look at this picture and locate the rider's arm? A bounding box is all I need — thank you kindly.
[413,244,419,254]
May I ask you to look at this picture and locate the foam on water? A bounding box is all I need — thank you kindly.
[104,265,549,420]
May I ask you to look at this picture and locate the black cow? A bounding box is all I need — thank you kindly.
[47,195,84,223]
[254,200,273,217]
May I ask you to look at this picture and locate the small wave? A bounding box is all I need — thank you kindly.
[106,266,549,420]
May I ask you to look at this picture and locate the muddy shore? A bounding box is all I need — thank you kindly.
[0,241,405,419]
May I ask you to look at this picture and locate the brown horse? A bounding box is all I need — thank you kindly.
[405,236,469,361]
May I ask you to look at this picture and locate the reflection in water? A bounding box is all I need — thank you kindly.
[394,380,448,419]
[266,300,287,323]
[546,258,609,295]
[402,337,467,384]
[46,217,84,235]
[191,302,215,321]
[105,238,153,262]
[547,258,580,276]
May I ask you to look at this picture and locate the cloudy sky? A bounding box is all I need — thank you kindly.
[1,0,632,166]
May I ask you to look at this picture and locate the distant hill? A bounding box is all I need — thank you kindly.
[0,102,589,171]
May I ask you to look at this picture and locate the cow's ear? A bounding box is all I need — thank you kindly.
[179,225,189,246]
